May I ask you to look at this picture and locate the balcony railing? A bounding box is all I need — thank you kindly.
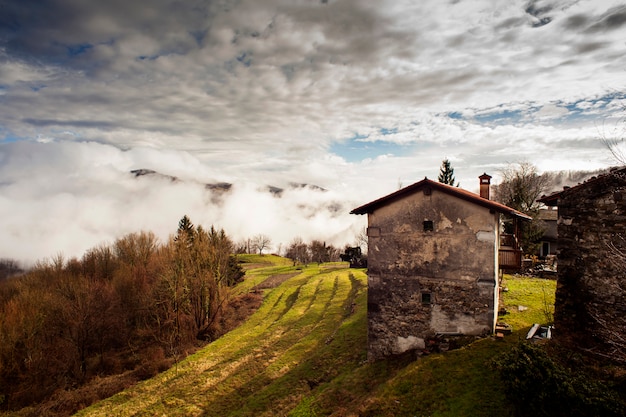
[499,248,522,270]
[499,233,522,270]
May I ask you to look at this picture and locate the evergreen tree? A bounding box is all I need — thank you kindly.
[175,215,195,246]
[438,159,459,186]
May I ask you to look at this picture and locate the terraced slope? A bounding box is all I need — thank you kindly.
[77,259,557,417]
[77,262,367,417]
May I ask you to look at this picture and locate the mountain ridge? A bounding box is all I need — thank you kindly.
[130,168,328,196]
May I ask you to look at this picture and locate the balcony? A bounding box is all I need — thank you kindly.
[499,234,522,271]
[499,247,522,270]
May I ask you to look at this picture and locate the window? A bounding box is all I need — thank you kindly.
[423,220,434,232]
[421,293,431,304]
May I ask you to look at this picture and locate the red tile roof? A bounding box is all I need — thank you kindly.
[350,177,532,220]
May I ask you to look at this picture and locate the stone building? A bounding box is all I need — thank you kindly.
[539,168,626,364]
[351,175,530,360]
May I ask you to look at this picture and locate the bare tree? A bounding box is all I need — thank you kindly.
[600,104,626,165]
[355,226,368,254]
[0,258,23,280]
[251,234,272,255]
[234,239,250,254]
[493,162,550,254]
[309,240,330,264]
[493,162,549,214]
[595,235,626,362]
[285,237,310,265]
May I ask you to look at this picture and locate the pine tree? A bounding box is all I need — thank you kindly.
[438,159,459,186]
[175,215,195,246]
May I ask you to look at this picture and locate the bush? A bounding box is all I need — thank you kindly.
[492,342,625,417]
[134,347,173,380]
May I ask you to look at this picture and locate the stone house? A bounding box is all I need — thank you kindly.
[538,167,626,364]
[351,175,530,360]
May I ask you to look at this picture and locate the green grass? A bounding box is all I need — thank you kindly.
[500,274,556,331]
[76,263,556,417]
[354,338,520,417]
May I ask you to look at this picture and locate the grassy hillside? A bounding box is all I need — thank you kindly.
[76,258,555,417]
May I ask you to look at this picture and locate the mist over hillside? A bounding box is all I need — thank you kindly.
[541,168,611,195]
[0,159,364,266]
[0,139,611,267]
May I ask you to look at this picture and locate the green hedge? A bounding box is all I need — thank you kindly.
[492,342,625,417]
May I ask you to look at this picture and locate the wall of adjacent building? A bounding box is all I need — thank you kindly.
[555,171,626,364]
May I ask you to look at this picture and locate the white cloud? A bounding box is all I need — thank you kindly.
[0,141,366,264]
[0,0,625,263]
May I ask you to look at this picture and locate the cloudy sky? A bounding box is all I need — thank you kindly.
[1,0,625,264]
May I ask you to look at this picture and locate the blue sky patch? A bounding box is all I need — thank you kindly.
[66,43,93,57]
[447,92,626,127]
[447,111,464,120]
[473,108,525,124]
[237,52,252,67]
[331,135,414,162]
[379,127,399,135]
[189,29,207,46]
[138,54,159,61]
[1,133,24,143]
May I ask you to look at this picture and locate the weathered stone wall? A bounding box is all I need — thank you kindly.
[555,170,626,363]
[367,187,499,360]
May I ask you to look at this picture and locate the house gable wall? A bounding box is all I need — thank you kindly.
[366,187,500,360]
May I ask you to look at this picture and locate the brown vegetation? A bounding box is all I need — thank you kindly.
[284,237,343,266]
[0,217,260,416]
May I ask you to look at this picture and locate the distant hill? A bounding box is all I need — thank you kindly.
[130,168,327,196]
[130,168,178,182]
[131,167,611,198]
[541,168,612,195]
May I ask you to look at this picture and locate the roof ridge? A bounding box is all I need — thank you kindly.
[351,177,531,220]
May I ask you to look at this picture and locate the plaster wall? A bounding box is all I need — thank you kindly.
[366,187,500,359]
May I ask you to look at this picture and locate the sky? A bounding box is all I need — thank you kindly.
[1,0,625,265]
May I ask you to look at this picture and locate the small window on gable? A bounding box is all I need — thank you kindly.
[421,292,431,304]
[423,220,434,232]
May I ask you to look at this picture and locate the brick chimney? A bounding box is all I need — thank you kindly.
[479,173,492,200]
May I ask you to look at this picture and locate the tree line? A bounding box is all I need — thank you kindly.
[0,216,249,413]
[284,237,345,265]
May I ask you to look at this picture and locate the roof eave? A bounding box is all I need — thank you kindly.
[350,178,532,220]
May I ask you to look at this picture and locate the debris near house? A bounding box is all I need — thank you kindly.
[529,261,557,278]
[421,334,480,355]
[520,255,557,278]
[495,322,513,339]
[533,263,557,278]
[526,323,552,341]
